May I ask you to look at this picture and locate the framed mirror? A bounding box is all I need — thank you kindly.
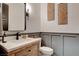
[1,3,26,32]
[2,3,8,31]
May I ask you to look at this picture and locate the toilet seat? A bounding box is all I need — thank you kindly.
[40,46,53,55]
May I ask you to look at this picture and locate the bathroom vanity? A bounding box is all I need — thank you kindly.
[0,37,41,56]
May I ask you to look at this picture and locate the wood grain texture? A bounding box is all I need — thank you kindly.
[58,3,68,25]
[15,44,38,56]
[48,3,55,21]
[7,42,40,56]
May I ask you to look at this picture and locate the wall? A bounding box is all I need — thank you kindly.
[41,3,79,33]
[26,3,41,33]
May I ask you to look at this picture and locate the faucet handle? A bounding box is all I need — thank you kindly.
[4,32,6,37]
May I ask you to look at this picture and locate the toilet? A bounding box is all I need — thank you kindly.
[40,46,53,56]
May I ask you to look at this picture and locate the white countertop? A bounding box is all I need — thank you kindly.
[0,37,41,52]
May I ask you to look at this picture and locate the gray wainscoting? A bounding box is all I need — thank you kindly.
[41,33,64,56]
[63,35,79,56]
[27,32,41,38]
[41,32,79,56]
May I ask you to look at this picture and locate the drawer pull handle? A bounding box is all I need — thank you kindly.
[28,50,31,52]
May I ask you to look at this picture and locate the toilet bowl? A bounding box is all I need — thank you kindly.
[40,46,53,56]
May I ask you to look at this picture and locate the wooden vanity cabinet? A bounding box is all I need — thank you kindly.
[7,42,39,56]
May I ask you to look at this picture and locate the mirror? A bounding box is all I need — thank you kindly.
[0,3,2,35]
[1,3,26,32]
[2,3,8,31]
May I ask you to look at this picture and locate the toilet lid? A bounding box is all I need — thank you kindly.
[40,46,53,52]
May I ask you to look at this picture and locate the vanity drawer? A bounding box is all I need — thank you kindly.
[26,44,38,56]
[15,44,38,56]
[15,48,28,56]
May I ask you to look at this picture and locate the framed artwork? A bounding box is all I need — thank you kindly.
[48,3,55,21]
[58,3,68,25]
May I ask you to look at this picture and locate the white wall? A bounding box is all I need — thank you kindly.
[26,3,41,33]
[41,3,79,33]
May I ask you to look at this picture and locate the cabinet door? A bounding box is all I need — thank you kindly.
[51,35,63,56]
[8,3,25,31]
[64,35,79,56]
[41,34,52,48]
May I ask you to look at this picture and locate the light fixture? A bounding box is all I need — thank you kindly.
[26,3,31,17]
